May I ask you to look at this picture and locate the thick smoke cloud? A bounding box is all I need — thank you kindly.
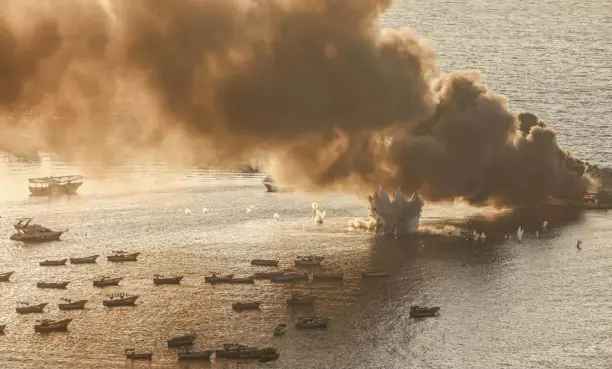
[0,0,594,206]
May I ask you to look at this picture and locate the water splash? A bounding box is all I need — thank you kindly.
[350,188,423,235]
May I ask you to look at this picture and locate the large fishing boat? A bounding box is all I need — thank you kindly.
[28,175,83,196]
[10,218,64,243]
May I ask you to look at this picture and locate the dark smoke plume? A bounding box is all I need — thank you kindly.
[0,0,595,206]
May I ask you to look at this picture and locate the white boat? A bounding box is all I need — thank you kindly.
[29,175,83,196]
[10,218,64,243]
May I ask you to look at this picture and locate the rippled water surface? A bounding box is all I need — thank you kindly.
[1,0,611,368]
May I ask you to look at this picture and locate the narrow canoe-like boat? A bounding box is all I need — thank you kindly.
[69,255,98,264]
[125,348,153,360]
[34,318,72,332]
[258,347,280,362]
[16,302,48,314]
[178,349,213,360]
[107,252,140,262]
[167,332,197,347]
[295,316,329,329]
[93,277,122,287]
[39,259,67,266]
[37,281,69,289]
[58,299,88,310]
[232,301,261,311]
[254,271,284,279]
[286,293,316,305]
[153,275,183,285]
[294,255,324,266]
[409,306,440,318]
[0,324,5,333]
[361,271,390,278]
[228,276,255,284]
[103,294,139,307]
[204,274,234,284]
[312,271,344,280]
[251,259,279,266]
[0,271,14,281]
[273,323,287,336]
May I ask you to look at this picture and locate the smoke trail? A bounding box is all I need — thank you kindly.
[0,0,595,207]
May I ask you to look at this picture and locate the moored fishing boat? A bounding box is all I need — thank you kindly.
[232,301,261,311]
[39,259,67,266]
[29,175,83,196]
[204,273,234,284]
[93,276,122,287]
[295,316,329,329]
[34,318,72,332]
[103,293,139,307]
[273,323,287,336]
[294,255,324,266]
[167,332,197,347]
[107,251,140,262]
[58,298,88,310]
[69,255,98,264]
[215,343,261,359]
[125,348,153,360]
[177,349,213,360]
[153,275,183,285]
[0,271,14,281]
[286,293,316,305]
[37,281,69,289]
[16,302,47,314]
[10,218,64,243]
[228,276,255,284]
[409,305,440,318]
[251,259,279,266]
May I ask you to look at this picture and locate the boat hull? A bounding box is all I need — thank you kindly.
[37,282,69,289]
[93,278,122,287]
[228,277,255,284]
[103,297,138,307]
[153,277,183,285]
[178,351,213,360]
[167,335,197,347]
[126,353,153,360]
[232,302,261,311]
[39,259,67,266]
[251,259,279,266]
[29,182,82,196]
[409,306,440,318]
[107,253,140,262]
[59,300,88,310]
[34,319,72,332]
[16,304,47,314]
[11,231,63,243]
[294,260,322,266]
[0,271,14,281]
[70,255,98,264]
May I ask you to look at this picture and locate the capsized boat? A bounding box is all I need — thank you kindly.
[232,301,261,311]
[295,316,329,329]
[107,251,140,262]
[153,275,183,285]
[93,276,122,287]
[409,305,440,318]
[29,175,83,196]
[0,271,14,281]
[16,302,48,314]
[273,323,287,336]
[228,276,255,284]
[251,259,279,266]
[286,293,316,305]
[204,273,234,284]
[103,293,139,307]
[37,281,69,289]
[177,349,213,361]
[11,218,64,243]
[294,255,324,266]
[215,343,261,359]
[312,271,344,280]
[58,298,88,310]
[39,259,67,266]
[69,255,98,264]
[125,348,153,360]
[34,318,72,332]
[167,332,197,347]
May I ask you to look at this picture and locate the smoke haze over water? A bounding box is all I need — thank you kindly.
[0,0,594,206]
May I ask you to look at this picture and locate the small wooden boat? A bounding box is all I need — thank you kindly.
[258,347,280,362]
[69,255,98,264]
[0,271,14,282]
[251,259,279,266]
[178,349,213,360]
[93,276,122,287]
[294,255,324,266]
[204,274,234,284]
[58,298,88,310]
[107,251,140,262]
[125,348,153,360]
[167,332,197,347]
[34,318,72,332]
[273,323,287,336]
[286,293,316,305]
[270,272,309,283]
[295,316,329,329]
[215,343,261,359]
[228,276,255,284]
[103,293,139,307]
[409,305,440,318]
[37,281,69,289]
[29,175,82,196]
[0,324,5,333]
[361,271,390,278]
[254,271,284,279]
[312,271,344,280]
[39,259,67,266]
[232,301,261,311]
[16,302,48,314]
[153,275,183,285]
[10,218,64,243]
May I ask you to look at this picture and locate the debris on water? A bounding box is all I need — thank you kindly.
[184,208,192,215]
[273,213,280,220]
[202,207,208,214]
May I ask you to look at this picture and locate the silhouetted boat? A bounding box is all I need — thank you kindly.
[69,255,98,264]
[254,271,284,279]
[125,348,152,360]
[29,175,83,196]
[273,323,287,336]
[0,271,14,281]
[232,301,261,311]
[107,251,140,262]
[409,305,440,318]
[286,293,316,305]
[58,298,88,310]
[312,271,344,280]
[103,294,138,307]
[361,271,390,278]
[215,343,261,359]
[167,332,197,347]
[251,259,279,266]
[204,274,234,283]
[295,316,329,329]
[39,259,67,266]
[37,281,69,289]
[178,349,213,361]
[294,255,324,266]
[16,302,47,314]
[34,318,72,332]
[153,275,183,285]
[93,276,122,287]
[11,218,64,243]
[228,276,255,284]
[270,272,309,283]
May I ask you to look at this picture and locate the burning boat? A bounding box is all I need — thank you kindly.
[543,191,612,210]
[28,175,83,196]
